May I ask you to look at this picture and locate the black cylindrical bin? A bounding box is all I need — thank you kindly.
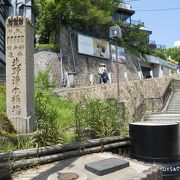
[129,121,179,163]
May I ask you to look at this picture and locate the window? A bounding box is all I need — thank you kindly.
[0,21,5,54]
[19,5,24,16]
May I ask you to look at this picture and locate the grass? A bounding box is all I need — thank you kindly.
[0,85,75,128]
[0,85,6,115]
[0,84,76,152]
[0,82,129,152]
[47,91,75,127]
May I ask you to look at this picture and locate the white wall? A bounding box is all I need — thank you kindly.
[152,64,160,77]
[163,66,170,76]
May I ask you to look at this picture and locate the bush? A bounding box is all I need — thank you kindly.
[75,97,127,141]
[35,43,59,53]
[153,49,167,60]
[0,85,6,115]
[35,70,52,90]
[35,90,63,146]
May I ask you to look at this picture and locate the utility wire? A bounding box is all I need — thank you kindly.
[123,0,140,2]
[135,7,180,11]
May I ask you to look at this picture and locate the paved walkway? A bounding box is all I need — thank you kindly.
[13,152,154,180]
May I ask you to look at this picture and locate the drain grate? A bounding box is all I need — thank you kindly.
[57,172,79,180]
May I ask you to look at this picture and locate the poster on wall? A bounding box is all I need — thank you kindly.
[78,34,110,59]
[110,45,126,63]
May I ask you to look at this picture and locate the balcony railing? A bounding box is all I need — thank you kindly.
[119,2,133,10]
[131,20,144,26]
[156,44,166,50]
[149,40,166,50]
[149,40,156,45]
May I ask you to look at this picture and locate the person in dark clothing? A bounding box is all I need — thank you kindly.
[101,72,109,83]
[98,63,109,84]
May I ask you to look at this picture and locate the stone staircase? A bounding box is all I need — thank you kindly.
[146,89,180,154]
[166,91,180,114]
[147,90,180,122]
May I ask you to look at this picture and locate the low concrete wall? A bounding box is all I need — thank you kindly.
[53,76,180,116]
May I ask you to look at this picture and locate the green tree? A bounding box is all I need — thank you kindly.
[153,49,167,60]
[165,47,180,62]
[35,0,58,43]
[35,0,120,43]
[112,22,152,54]
[35,0,152,54]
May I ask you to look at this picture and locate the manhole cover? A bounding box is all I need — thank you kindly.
[47,170,88,180]
[58,172,79,180]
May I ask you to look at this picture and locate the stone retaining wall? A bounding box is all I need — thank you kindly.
[34,51,61,87]
[58,26,140,86]
[34,26,142,87]
[53,76,180,116]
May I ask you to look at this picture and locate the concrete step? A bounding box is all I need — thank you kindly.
[148,118,180,122]
[150,120,180,124]
[166,108,180,112]
[166,110,180,114]
[148,113,180,116]
[168,103,180,105]
[167,104,180,107]
[170,94,180,96]
[169,102,180,105]
[170,98,180,99]
[167,109,180,111]
[168,99,180,102]
[171,98,180,100]
[147,114,180,120]
[167,105,180,108]
[167,103,180,106]
[167,105,180,107]
[149,119,180,123]
[167,106,180,109]
[147,114,180,121]
[165,111,180,114]
[147,116,180,120]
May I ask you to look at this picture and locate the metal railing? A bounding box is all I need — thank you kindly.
[156,44,166,50]
[146,79,175,112]
[148,40,166,50]
[149,40,156,45]
[131,20,144,26]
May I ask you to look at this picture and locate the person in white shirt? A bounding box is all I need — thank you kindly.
[98,63,108,84]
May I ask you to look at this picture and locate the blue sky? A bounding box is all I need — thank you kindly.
[129,0,180,48]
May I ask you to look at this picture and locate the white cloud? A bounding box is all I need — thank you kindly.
[174,40,180,47]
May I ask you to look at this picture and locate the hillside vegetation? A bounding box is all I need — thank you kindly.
[0,71,128,152]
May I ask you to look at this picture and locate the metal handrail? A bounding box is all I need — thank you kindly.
[146,79,175,112]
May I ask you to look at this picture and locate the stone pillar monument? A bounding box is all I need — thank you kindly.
[6,16,35,134]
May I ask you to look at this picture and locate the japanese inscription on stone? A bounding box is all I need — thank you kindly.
[6,17,24,115]
[6,16,35,133]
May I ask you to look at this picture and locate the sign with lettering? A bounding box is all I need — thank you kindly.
[78,34,110,59]
[6,16,35,133]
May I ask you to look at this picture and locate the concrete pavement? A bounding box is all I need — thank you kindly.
[13,152,162,180]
